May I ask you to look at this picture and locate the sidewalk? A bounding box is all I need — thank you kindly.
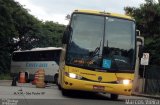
[132,92,160,99]
[0,80,12,86]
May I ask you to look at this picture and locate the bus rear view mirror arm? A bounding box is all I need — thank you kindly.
[138,45,144,58]
[62,25,72,44]
[136,30,141,36]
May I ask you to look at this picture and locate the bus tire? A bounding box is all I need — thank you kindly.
[57,84,62,90]
[18,72,21,81]
[25,72,29,83]
[110,94,118,100]
[54,73,58,85]
[61,88,70,96]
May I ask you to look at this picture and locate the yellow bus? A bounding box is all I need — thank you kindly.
[58,10,139,99]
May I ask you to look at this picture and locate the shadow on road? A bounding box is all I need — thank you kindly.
[61,90,124,102]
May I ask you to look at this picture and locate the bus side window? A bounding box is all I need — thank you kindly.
[19,52,24,61]
[55,50,61,65]
[29,52,34,61]
[12,53,16,61]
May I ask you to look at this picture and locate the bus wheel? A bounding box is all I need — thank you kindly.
[25,72,29,83]
[57,84,62,90]
[54,74,58,85]
[110,94,118,100]
[61,89,70,96]
[18,72,21,81]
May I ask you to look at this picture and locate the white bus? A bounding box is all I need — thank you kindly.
[10,47,62,82]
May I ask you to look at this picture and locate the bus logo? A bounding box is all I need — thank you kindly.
[26,63,48,68]
[98,76,102,82]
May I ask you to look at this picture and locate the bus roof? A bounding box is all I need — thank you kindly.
[73,9,134,21]
[13,47,62,53]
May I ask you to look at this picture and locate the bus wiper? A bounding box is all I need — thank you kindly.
[89,47,100,57]
[86,40,102,65]
[89,40,102,57]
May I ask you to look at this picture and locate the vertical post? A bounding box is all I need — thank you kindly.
[142,65,146,93]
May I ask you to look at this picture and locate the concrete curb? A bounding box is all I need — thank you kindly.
[0,80,12,82]
[132,93,160,99]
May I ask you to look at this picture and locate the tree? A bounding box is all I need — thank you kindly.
[125,0,160,37]
[0,0,65,74]
[124,0,160,65]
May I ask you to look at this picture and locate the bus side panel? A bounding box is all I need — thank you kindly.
[58,45,67,87]
[10,61,59,81]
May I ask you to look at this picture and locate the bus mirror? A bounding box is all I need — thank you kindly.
[62,26,72,44]
[65,14,71,20]
[136,30,141,36]
[62,31,69,44]
[138,45,144,58]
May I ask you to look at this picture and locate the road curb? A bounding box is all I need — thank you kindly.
[0,80,12,82]
[132,93,160,99]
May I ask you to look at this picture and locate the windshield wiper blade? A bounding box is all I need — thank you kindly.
[89,40,102,57]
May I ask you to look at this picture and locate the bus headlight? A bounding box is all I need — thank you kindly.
[122,80,130,85]
[117,79,132,85]
[69,73,76,78]
[67,73,82,79]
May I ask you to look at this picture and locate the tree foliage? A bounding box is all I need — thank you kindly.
[0,0,65,73]
[125,0,160,37]
[124,0,160,65]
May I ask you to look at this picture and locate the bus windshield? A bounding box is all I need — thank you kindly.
[66,13,135,72]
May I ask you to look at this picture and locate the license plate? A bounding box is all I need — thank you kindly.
[93,85,105,91]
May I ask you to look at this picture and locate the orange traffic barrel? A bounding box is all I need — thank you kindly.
[32,71,39,85]
[18,72,26,83]
[36,69,45,88]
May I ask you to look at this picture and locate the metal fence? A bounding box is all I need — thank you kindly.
[144,65,160,95]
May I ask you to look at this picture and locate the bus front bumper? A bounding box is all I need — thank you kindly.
[62,76,132,96]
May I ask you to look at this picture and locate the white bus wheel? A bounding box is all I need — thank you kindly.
[54,74,58,85]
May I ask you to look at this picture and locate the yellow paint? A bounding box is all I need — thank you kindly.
[62,66,134,95]
[74,9,134,20]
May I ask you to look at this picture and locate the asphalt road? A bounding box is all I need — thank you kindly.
[0,80,159,105]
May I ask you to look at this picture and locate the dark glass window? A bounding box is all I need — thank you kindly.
[103,17,135,70]
[66,13,136,71]
[66,14,104,69]
[12,50,61,64]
